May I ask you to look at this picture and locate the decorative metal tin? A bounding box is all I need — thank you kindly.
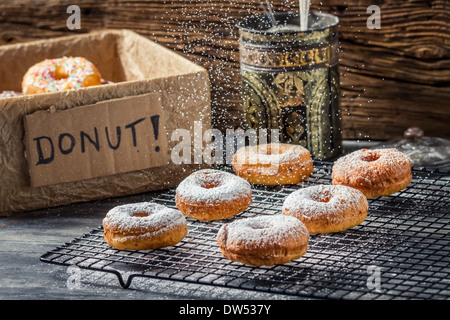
[238,11,342,160]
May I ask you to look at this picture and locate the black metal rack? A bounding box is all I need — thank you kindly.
[40,161,450,299]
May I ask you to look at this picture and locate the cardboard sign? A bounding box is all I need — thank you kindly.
[24,93,168,187]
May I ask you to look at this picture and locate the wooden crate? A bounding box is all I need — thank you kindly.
[1,0,449,140]
[0,30,211,216]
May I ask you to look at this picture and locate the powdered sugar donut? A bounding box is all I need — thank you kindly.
[217,215,309,266]
[332,148,412,199]
[175,169,252,221]
[22,57,102,95]
[102,202,187,250]
[282,185,368,234]
[232,143,313,185]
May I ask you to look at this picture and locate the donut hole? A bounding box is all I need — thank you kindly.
[311,192,332,203]
[54,65,69,80]
[318,196,331,203]
[132,212,149,218]
[361,152,381,162]
[200,179,221,189]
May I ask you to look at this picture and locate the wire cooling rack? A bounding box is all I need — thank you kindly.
[40,161,450,300]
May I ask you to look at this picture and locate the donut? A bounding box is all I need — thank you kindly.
[331,148,412,199]
[0,91,23,99]
[102,202,187,251]
[175,169,252,221]
[282,184,368,234]
[22,57,102,95]
[217,215,309,266]
[232,143,313,185]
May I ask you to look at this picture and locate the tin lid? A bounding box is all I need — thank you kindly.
[376,127,450,170]
[237,11,339,34]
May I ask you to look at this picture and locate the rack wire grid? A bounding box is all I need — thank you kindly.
[40,161,450,300]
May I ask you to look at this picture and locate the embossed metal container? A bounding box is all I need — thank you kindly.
[238,11,342,160]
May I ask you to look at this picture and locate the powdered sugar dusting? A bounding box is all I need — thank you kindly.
[234,143,310,165]
[218,214,309,248]
[331,148,412,186]
[176,169,252,203]
[282,184,367,223]
[103,202,186,233]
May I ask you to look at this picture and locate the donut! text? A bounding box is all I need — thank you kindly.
[33,115,160,165]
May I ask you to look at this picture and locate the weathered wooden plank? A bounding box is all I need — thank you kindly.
[0,0,448,140]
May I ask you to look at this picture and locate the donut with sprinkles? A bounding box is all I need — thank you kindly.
[22,56,102,95]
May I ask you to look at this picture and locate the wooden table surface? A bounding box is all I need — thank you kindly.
[0,140,379,301]
[1,191,304,301]
[2,184,317,301]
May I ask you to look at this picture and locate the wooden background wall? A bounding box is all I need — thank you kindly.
[0,0,449,140]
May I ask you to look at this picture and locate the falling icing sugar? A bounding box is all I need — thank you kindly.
[265,0,310,33]
[257,0,277,28]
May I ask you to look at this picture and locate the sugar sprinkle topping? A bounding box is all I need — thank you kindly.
[23,56,98,93]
